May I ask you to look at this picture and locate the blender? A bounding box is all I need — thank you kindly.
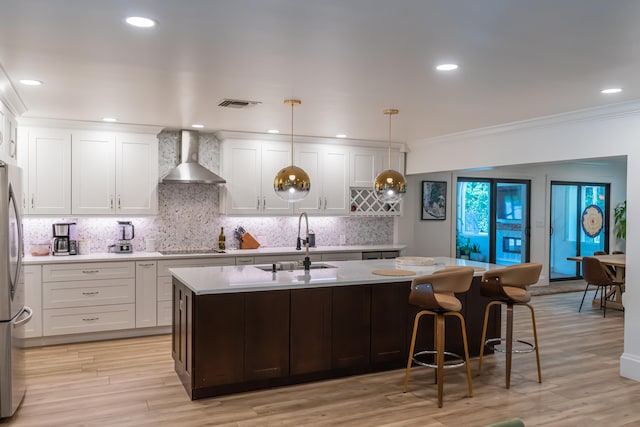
[113,221,135,253]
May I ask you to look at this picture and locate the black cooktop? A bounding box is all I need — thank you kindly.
[159,249,226,255]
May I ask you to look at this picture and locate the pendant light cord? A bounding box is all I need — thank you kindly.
[387,112,392,170]
[291,102,295,164]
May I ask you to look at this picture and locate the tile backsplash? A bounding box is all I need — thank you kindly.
[23,130,393,253]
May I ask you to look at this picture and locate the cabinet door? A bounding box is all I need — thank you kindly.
[294,144,322,213]
[223,142,262,214]
[135,261,157,328]
[322,147,349,214]
[116,133,158,215]
[261,142,293,214]
[244,290,290,380]
[350,149,377,187]
[23,265,42,338]
[332,285,371,369]
[290,287,332,375]
[72,131,116,214]
[27,128,72,214]
[371,282,408,364]
[378,150,405,176]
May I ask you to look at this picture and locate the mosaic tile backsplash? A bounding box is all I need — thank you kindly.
[23,130,393,253]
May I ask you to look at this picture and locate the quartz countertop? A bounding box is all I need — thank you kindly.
[170,257,500,295]
[22,244,406,265]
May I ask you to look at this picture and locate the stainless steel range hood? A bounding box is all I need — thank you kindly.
[162,130,226,184]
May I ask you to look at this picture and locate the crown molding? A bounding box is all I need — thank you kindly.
[17,117,164,134]
[411,99,640,146]
[0,64,27,116]
[214,130,406,151]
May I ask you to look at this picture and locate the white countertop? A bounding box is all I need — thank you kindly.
[22,244,406,265]
[170,257,500,295]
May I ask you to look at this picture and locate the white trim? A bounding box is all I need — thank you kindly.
[24,326,171,348]
[621,352,640,381]
[18,117,164,134]
[0,63,27,116]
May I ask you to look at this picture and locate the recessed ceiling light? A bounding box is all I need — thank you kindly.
[336,134,347,138]
[267,129,280,134]
[436,63,459,71]
[125,16,157,28]
[191,124,204,128]
[102,117,117,122]
[601,88,622,94]
[19,79,43,86]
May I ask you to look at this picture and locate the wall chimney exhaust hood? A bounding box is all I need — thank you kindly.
[162,130,226,184]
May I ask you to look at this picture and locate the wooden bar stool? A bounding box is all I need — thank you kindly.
[403,266,475,407]
[478,263,543,389]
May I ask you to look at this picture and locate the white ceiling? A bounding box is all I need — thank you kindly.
[2,0,640,143]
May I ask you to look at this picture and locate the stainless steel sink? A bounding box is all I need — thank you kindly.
[255,263,336,272]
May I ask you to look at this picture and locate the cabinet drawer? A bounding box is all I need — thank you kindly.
[235,256,255,265]
[157,276,173,301]
[43,279,135,309]
[43,262,135,282]
[321,252,362,261]
[43,304,135,336]
[157,257,233,277]
[157,300,172,326]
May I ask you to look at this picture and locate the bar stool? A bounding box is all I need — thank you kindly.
[403,266,475,407]
[478,262,543,389]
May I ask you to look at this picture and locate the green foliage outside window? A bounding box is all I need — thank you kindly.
[463,182,490,234]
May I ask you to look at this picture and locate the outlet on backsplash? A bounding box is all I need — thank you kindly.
[339,234,346,245]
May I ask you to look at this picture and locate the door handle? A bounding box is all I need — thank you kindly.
[257,197,260,210]
[13,306,32,326]
[117,195,121,209]
[263,197,266,210]
[110,196,114,209]
[31,194,34,209]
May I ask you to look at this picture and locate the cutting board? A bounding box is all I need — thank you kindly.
[372,269,417,277]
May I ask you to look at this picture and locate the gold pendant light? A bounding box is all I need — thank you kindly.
[274,99,311,202]
[374,109,407,203]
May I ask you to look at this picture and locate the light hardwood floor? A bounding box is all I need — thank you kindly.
[4,291,639,427]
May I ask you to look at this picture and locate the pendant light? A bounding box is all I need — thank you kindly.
[374,109,407,203]
[274,99,311,202]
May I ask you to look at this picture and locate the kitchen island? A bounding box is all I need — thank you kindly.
[170,257,502,399]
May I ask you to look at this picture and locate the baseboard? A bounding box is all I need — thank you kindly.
[24,326,171,347]
[620,352,640,381]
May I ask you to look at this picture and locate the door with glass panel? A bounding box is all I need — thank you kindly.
[456,178,530,265]
[549,182,609,281]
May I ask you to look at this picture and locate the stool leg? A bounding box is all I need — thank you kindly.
[403,311,423,392]
[505,304,514,389]
[478,301,498,374]
[524,303,542,384]
[433,315,438,384]
[436,314,445,408]
[453,312,473,398]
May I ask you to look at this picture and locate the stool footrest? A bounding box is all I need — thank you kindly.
[485,337,536,354]
[412,350,467,369]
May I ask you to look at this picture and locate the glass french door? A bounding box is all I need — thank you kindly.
[456,178,530,265]
[549,181,609,281]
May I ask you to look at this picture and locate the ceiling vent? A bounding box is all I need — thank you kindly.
[218,99,261,109]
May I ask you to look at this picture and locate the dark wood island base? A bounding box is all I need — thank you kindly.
[172,277,500,400]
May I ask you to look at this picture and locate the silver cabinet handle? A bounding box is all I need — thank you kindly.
[82,291,99,296]
[318,197,322,209]
[82,270,99,274]
[263,197,266,209]
[257,197,260,210]
[138,263,155,267]
[179,299,184,312]
[117,195,121,209]
[324,197,328,210]
[110,196,114,209]
[82,317,99,322]
[31,194,34,209]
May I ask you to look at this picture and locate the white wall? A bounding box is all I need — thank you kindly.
[403,102,640,381]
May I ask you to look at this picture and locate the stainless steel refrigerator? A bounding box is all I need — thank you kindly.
[0,161,31,418]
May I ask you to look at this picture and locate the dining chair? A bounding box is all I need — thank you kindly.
[403,266,475,408]
[580,256,624,317]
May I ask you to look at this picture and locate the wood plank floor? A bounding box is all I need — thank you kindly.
[4,291,639,427]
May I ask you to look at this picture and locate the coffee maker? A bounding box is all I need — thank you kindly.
[52,222,78,256]
[113,221,135,253]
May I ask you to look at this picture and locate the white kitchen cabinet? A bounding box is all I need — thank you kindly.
[349,147,404,188]
[23,265,43,338]
[135,261,157,328]
[295,144,349,215]
[221,139,292,215]
[72,131,158,215]
[25,128,72,215]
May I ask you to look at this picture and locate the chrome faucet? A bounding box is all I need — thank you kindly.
[296,212,311,271]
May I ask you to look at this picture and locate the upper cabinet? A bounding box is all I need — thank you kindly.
[221,139,293,215]
[0,102,18,164]
[19,126,158,216]
[350,148,404,188]
[72,131,158,215]
[25,128,72,215]
[294,143,349,215]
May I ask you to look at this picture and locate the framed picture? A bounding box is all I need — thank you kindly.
[422,181,447,220]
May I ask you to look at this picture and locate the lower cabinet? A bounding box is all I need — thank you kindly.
[23,265,43,338]
[174,278,490,400]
